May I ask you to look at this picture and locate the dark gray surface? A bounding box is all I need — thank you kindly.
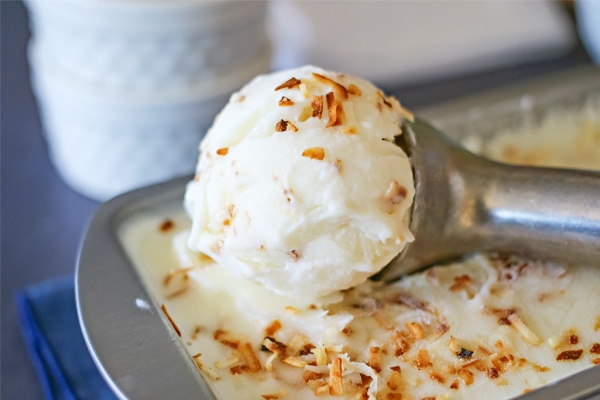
[0,1,592,399]
[2,2,99,400]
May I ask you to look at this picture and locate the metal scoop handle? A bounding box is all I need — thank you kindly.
[380,118,600,282]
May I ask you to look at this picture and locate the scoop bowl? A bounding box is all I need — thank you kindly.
[379,118,600,282]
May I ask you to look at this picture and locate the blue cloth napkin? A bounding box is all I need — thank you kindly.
[16,276,117,400]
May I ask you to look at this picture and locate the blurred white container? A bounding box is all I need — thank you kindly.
[24,0,272,200]
[29,41,271,201]
[576,0,600,64]
[25,0,269,91]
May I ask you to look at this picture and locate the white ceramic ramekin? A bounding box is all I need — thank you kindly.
[25,0,268,91]
[29,40,271,201]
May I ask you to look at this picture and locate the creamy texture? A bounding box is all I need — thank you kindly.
[184,66,415,299]
[121,214,600,400]
[462,95,600,170]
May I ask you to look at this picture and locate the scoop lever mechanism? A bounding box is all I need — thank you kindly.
[379,118,600,282]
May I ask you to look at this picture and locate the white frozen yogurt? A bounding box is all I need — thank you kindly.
[185,66,415,299]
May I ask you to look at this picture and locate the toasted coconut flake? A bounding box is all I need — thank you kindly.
[591,343,600,354]
[484,307,516,325]
[312,345,328,366]
[435,318,450,337]
[507,313,541,345]
[380,181,408,214]
[394,292,429,311]
[230,365,243,375]
[275,77,301,91]
[378,91,392,108]
[282,356,308,368]
[325,92,342,128]
[476,345,492,356]
[214,329,240,349]
[216,147,229,156]
[159,219,174,232]
[165,287,188,299]
[191,325,203,340]
[332,158,343,173]
[450,274,472,292]
[198,252,213,263]
[450,379,460,390]
[275,120,298,133]
[276,119,288,132]
[328,357,344,396]
[262,337,287,354]
[304,370,325,382]
[302,147,325,160]
[414,349,432,369]
[593,358,600,365]
[215,355,240,369]
[299,82,310,98]
[405,322,424,340]
[288,333,310,354]
[285,306,301,315]
[387,370,402,391]
[595,316,600,331]
[163,266,194,287]
[386,394,403,400]
[240,342,262,372]
[315,385,329,396]
[300,343,316,356]
[429,371,445,383]
[262,391,287,400]
[312,72,348,99]
[265,351,278,372]
[348,84,362,96]
[265,320,282,337]
[290,249,301,260]
[556,349,583,361]
[279,96,294,106]
[387,181,408,204]
[393,331,410,356]
[311,95,324,119]
[532,363,550,372]
[193,353,221,380]
[368,347,382,372]
[161,304,181,337]
[459,369,474,385]
[570,334,579,345]
[448,337,461,353]
[487,367,500,379]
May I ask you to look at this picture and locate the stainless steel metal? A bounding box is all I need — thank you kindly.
[76,176,217,400]
[379,118,600,281]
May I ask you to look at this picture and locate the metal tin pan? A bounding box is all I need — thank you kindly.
[77,67,600,400]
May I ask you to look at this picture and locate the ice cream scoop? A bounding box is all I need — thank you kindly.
[378,118,600,282]
[185,66,415,299]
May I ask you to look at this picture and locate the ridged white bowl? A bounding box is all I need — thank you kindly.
[29,41,271,201]
[25,0,268,91]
